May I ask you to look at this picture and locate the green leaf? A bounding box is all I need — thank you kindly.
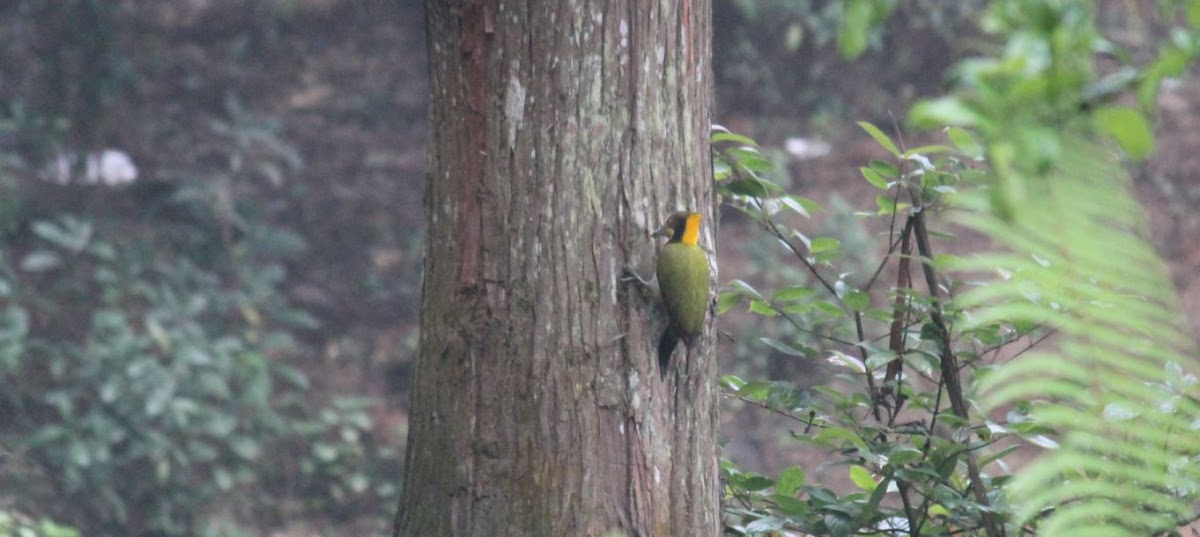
[276,364,311,390]
[1093,106,1155,160]
[838,0,873,58]
[857,121,900,156]
[744,515,785,533]
[712,158,731,180]
[770,493,810,517]
[229,436,262,460]
[214,467,234,491]
[0,307,28,370]
[810,237,841,254]
[741,474,775,492]
[727,147,774,172]
[780,302,812,315]
[860,166,888,189]
[863,472,892,519]
[813,426,869,452]
[908,97,981,128]
[869,159,899,178]
[32,218,93,252]
[791,229,812,250]
[876,194,897,215]
[849,465,877,491]
[904,349,940,376]
[868,350,897,371]
[20,250,63,272]
[806,486,839,505]
[887,446,924,466]
[902,144,952,157]
[978,444,1019,468]
[780,195,814,217]
[716,290,744,314]
[719,374,746,391]
[748,299,778,317]
[1138,46,1191,109]
[313,442,339,462]
[813,300,845,316]
[775,466,806,496]
[737,381,772,401]
[932,252,959,270]
[722,178,777,198]
[824,511,855,537]
[773,286,813,302]
[843,290,870,311]
[729,279,765,300]
[787,195,822,214]
[760,337,807,357]
[946,126,982,159]
[712,131,759,146]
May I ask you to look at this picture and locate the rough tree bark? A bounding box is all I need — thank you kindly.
[395,1,716,535]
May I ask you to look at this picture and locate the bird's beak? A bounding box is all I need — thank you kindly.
[651,223,671,239]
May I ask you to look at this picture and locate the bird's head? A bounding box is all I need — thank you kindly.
[652,211,702,245]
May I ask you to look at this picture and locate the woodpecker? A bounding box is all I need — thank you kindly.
[652,211,710,378]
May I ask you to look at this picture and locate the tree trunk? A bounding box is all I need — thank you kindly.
[395,1,716,535]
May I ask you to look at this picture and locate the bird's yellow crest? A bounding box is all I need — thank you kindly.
[654,211,703,245]
[681,212,701,246]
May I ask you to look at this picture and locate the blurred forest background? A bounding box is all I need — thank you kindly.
[0,1,1196,536]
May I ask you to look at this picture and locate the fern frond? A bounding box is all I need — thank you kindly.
[952,136,1200,536]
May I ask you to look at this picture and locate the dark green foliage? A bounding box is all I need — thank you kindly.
[913,2,1200,533]
[0,194,273,533]
[715,3,1200,536]
[0,114,399,537]
[717,121,1013,537]
[0,510,78,537]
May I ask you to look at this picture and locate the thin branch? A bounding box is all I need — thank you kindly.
[910,200,1002,537]
[767,300,858,348]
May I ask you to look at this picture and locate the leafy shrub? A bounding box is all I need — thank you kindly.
[713,1,1200,535]
[0,116,398,537]
[0,510,78,537]
[716,123,1018,536]
[0,193,298,535]
[0,3,404,535]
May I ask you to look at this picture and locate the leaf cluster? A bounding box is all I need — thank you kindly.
[0,509,78,537]
[0,106,398,536]
[717,121,1018,537]
[715,2,1200,536]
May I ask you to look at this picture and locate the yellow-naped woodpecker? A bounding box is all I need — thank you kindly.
[652,211,710,378]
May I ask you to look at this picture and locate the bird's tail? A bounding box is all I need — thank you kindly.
[657,328,678,380]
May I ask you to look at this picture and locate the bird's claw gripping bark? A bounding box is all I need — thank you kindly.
[621,264,658,295]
